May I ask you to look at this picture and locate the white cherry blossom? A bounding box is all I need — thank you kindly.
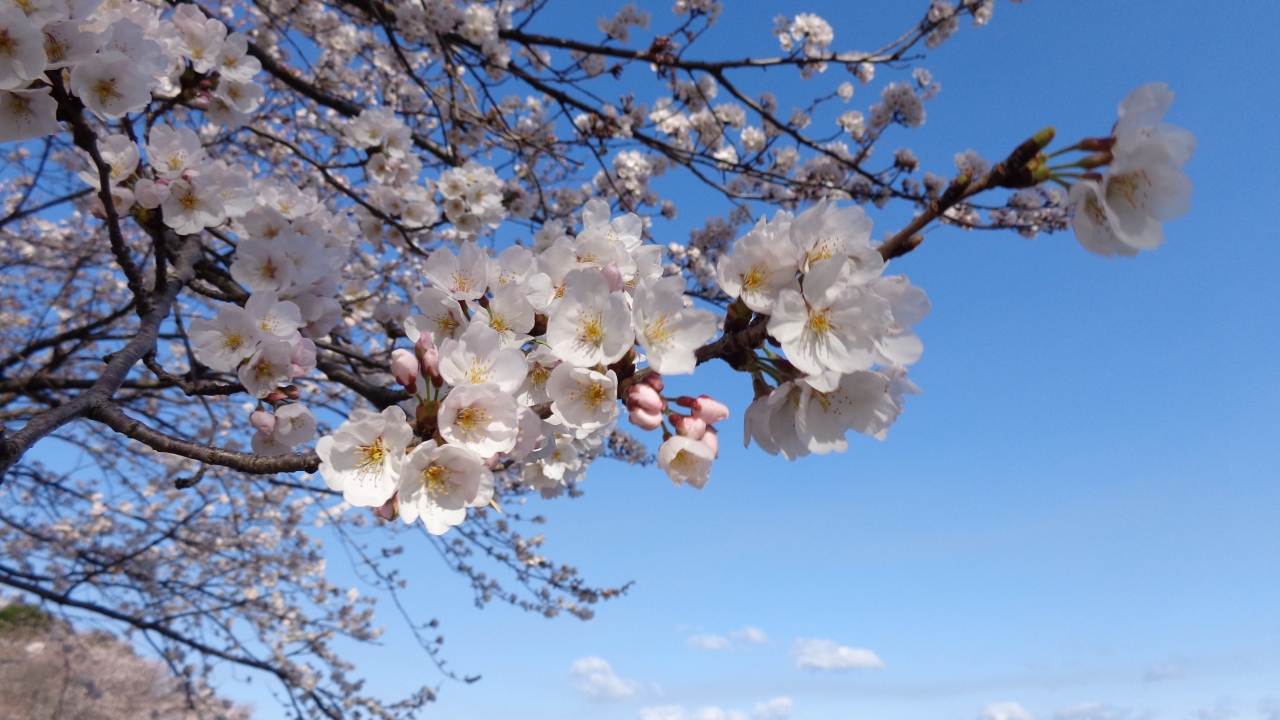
[398,440,494,535]
[544,268,633,367]
[405,286,469,346]
[0,8,47,90]
[68,50,150,119]
[423,240,489,301]
[0,87,58,143]
[632,275,717,375]
[438,382,520,456]
[316,406,413,507]
[189,305,260,372]
[768,258,893,376]
[237,339,293,398]
[438,322,527,393]
[546,363,618,431]
[716,211,800,313]
[657,435,714,488]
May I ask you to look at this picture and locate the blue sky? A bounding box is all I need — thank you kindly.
[231,1,1280,719]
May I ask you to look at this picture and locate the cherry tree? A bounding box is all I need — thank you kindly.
[0,0,1193,716]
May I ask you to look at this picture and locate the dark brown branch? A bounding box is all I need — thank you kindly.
[85,403,319,475]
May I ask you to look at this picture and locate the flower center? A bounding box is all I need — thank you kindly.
[422,462,451,497]
[354,438,388,481]
[93,78,122,104]
[576,310,604,349]
[739,264,769,294]
[454,407,491,440]
[221,331,244,351]
[806,307,835,338]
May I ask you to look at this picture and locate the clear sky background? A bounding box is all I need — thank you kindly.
[229,1,1280,719]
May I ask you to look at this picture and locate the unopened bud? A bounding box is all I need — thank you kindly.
[642,372,664,393]
[390,348,419,388]
[690,395,730,424]
[626,383,664,412]
[699,426,719,458]
[628,407,663,431]
[670,413,707,440]
[1080,136,1116,152]
[282,385,301,400]
[249,410,276,435]
[1076,151,1114,169]
[265,391,288,403]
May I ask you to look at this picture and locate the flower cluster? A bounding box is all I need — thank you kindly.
[716,201,929,458]
[1068,83,1196,257]
[317,199,723,534]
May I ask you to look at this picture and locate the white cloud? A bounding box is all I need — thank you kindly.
[638,698,792,720]
[1196,703,1235,720]
[1142,665,1180,682]
[751,697,793,720]
[684,626,769,651]
[1055,703,1121,720]
[980,702,1036,720]
[687,634,733,651]
[731,627,770,645]
[571,656,640,702]
[792,638,884,670]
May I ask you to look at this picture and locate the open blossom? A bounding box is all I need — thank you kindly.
[768,258,893,376]
[0,87,59,143]
[237,339,293,398]
[215,32,262,82]
[245,290,303,340]
[472,281,534,347]
[398,440,494,535]
[424,240,489,300]
[230,241,295,292]
[657,435,715,488]
[188,305,260,371]
[438,382,520,456]
[68,51,151,120]
[438,322,527,393]
[794,370,908,454]
[316,406,413,507]
[146,123,206,179]
[0,8,47,90]
[161,177,226,234]
[1071,83,1195,257]
[788,200,881,279]
[545,268,633,367]
[547,363,618,431]
[716,211,799,313]
[632,275,717,375]
[405,287,470,346]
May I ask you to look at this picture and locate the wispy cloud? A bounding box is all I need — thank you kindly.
[792,638,884,670]
[687,634,733,651]
[1196,703,1235,720]
[1055,703,1122,720]
[638,697,792,720]
[980,702,1035,720]
[684,626,769,651]
[731,627,769,645]
[1142,665,1180,682]
[571,657,640,702]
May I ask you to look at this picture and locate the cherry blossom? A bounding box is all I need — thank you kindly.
[316,406,414,507]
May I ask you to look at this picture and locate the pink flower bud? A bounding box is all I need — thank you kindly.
[625,383,664,412]
[699,426,719,458]
[415,330,436,355]
[249,410,277,435]
[670,413,707,440]
[282,385,301,400]
[373,493,399,521]
[643,373,664,393]
[265,391,288,403]
[390,348,419,388]
[628,407,663,431]
[691,395,730,424]
[601,261,624,293]
[421,347,440,379]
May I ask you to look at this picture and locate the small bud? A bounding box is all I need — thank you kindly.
[390,348,419,388]
[699,426,719,459]
[282,385,301,400]
[628,407,663,431]
[690,395,730,424]
[642,372,664,393]
[626,383,664,412]
[249,410,276,435]
[265,391,288,403]
[1080,136,1116,152]
[670,413,707,440]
